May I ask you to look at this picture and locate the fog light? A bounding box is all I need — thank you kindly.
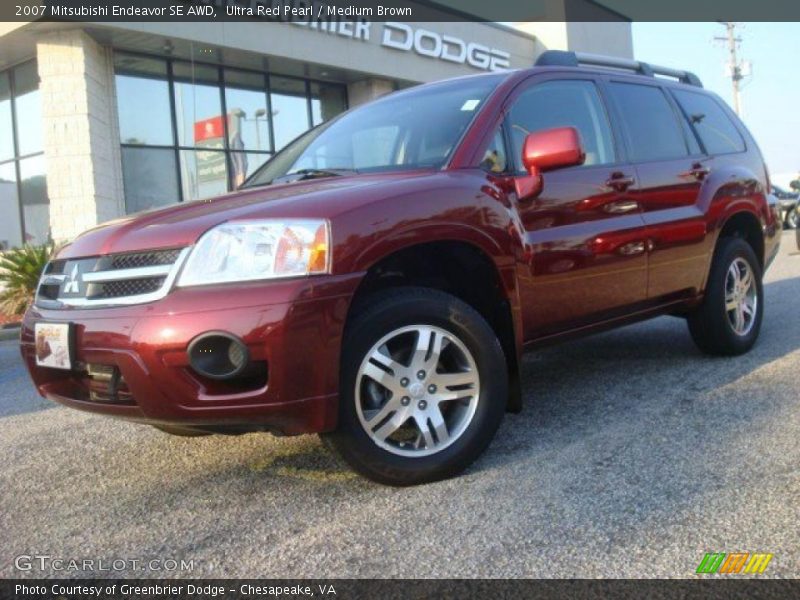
[187,332,250,380]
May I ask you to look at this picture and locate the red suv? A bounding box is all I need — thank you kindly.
[22,51,780,485]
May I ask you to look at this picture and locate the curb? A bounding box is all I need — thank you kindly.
[0,324,21,342]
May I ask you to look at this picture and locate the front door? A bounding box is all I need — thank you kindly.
[504,77,649,339]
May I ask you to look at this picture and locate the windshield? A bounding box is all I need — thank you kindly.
[244,74,505,187]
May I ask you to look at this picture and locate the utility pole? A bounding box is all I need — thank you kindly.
[715,22,745,115]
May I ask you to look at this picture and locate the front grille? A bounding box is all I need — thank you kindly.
[110,249,182,270]
[36,247,189,308]
[44,260,65,275]
[38,283,61,301]
[89,277,167,299]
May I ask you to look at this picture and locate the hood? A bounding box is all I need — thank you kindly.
[60,170,432,259]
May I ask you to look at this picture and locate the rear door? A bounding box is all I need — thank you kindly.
[603,80,709,300]
[504,75,649,338]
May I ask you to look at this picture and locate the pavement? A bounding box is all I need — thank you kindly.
[1,232,798,579]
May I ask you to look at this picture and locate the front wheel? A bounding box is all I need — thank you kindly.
[688,237,763,356]
[322,287,508,486]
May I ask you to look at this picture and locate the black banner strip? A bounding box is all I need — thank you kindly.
[4,0,800,23]
[2,579,800,600]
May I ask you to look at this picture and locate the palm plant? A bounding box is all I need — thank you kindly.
[0,242,56,317]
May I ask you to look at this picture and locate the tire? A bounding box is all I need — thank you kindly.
[688,236,763,356]
[322,287,508,486]
[785,207,799,230]
[152,425,211,437]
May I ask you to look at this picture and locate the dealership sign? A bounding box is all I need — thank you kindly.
[380,23,510,71]
[291,19,511,71]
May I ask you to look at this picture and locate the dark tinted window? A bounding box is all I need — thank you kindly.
[507,80,615,169]
[608,83,688,161]
[672,90,745,154]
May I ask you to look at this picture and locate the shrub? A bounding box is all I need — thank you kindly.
[0,242,56,317]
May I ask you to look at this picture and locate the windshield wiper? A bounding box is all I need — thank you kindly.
[270,168,357,185]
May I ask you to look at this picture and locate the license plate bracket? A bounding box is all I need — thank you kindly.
[34,322,73,370]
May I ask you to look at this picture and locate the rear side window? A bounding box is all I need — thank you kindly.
[672,89,746,154]
[507,80,615,170]
[607,82,688,162]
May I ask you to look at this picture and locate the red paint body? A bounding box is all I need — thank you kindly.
[21,66,781,434]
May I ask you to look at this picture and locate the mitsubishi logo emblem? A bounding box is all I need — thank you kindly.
[63,264,81,294]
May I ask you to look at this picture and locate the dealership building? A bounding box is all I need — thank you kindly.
[0,5,632,248]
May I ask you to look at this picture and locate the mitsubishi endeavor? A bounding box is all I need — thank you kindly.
[22,51,781,485]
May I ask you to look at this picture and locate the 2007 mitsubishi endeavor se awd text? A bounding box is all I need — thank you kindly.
[22,51,781,485]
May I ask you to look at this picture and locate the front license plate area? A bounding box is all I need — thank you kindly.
[34,322,73,370]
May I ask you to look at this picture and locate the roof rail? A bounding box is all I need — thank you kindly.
[535,50,703,88]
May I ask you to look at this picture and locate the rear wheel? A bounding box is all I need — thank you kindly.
[688,236,763,356]
[323,287,508,486]
[785,207,799,229]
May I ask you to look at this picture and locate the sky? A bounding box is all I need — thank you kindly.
[632,22,800,186]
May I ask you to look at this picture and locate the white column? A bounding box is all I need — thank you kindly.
[346,78,395,107]
[36,28,124,242]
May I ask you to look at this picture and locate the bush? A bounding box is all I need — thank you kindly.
[0,242,56,317]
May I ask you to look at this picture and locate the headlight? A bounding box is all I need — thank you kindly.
[178,219,330,287]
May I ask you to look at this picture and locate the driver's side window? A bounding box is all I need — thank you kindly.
[507,80,615,171]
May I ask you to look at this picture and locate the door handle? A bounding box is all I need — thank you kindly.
[605,172,635,191]
[604,200,639,214]
[618,241,646,256]
[687,162,711,180]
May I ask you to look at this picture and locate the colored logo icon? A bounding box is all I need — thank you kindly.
[696,552,773,574]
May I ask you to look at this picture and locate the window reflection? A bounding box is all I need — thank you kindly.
[121,147,179,213]
[179,149,228,201]
[116,75,174,146]
[0,60,47,248]
[0,73,13,162]
[225,70,271,153]
[114,53,346,211]
[18,154,49,244]
[13,61,43,157]
[271,76,310,149]
[174,63,222,148]
[229,152,270,187]
[0,162,22,249]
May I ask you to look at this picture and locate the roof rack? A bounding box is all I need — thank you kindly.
[535,50,703,88]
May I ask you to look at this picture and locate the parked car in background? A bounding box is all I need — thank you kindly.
[771,185,799,229]
[21,51,781,485]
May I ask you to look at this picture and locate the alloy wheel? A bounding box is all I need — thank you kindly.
[725,257,758,336]
[355,325,480,457]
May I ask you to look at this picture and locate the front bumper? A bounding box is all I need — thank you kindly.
[20,273,362,435]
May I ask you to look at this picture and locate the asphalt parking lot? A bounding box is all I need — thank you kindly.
[1,232,798,579]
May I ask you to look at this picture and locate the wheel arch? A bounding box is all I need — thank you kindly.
[716,208,765,268]
[345,236,523,413]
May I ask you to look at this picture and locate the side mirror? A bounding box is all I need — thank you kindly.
[515,127,586,200]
